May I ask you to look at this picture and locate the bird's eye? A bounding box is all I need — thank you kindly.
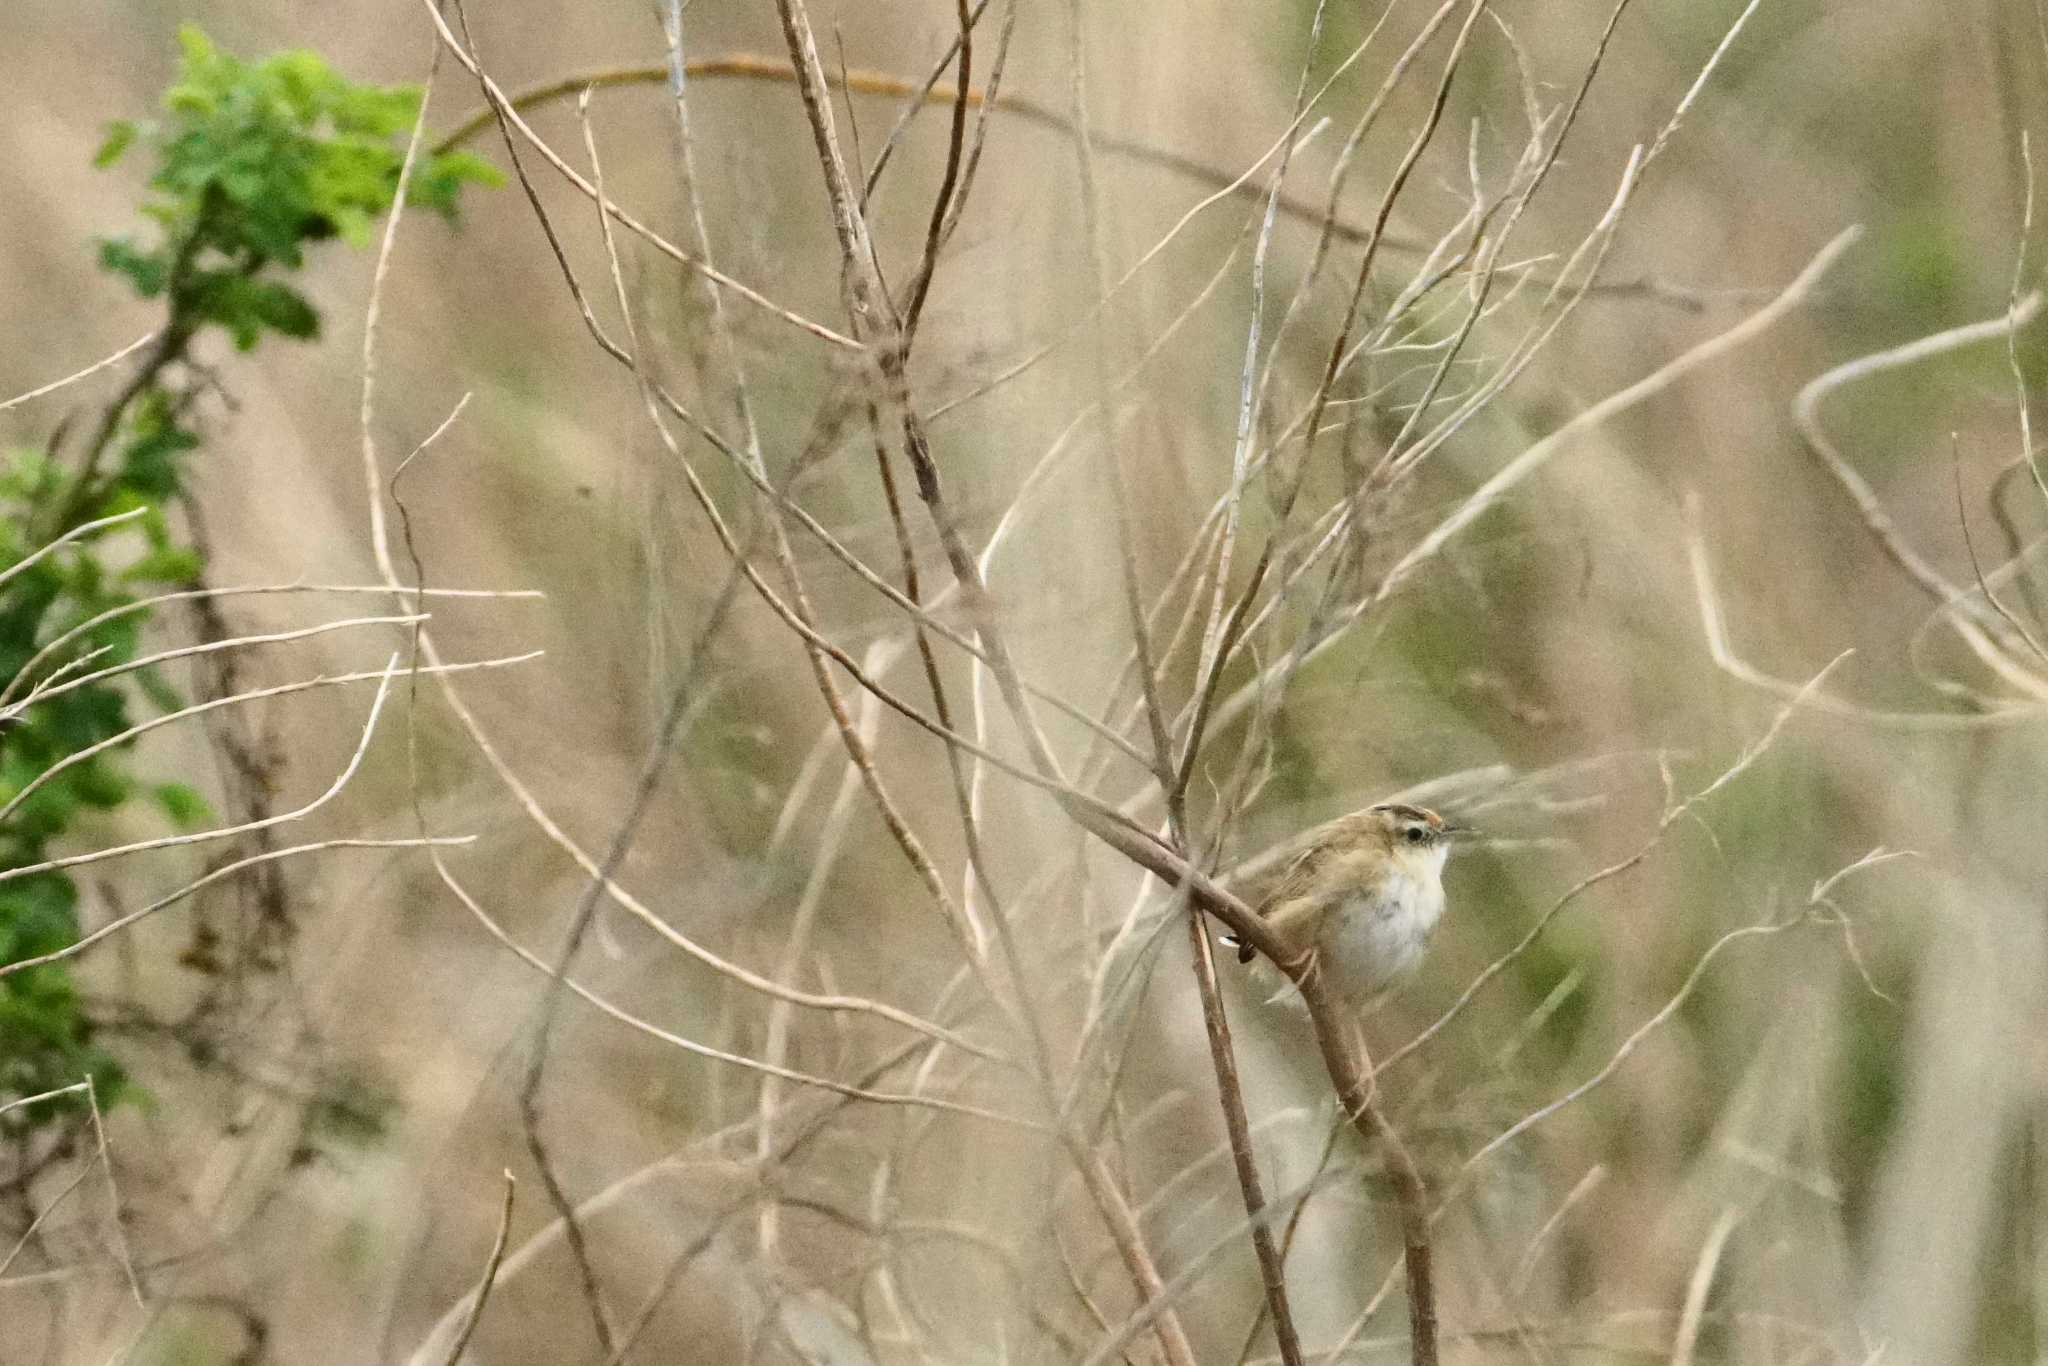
[1404,826,1427,844]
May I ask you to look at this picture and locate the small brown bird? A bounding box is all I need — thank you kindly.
[1221,803,1467,1008]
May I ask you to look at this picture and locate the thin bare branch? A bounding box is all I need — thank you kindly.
[0,837,470,980]
[1378,653,1851,1076]
[1670,1209,1741,1366]
[418,6,861,351]
[0,333,158,414]
[435,861,1034,1130]
[0,506,147,593]
[0,651,535,844]
[0,580,539,710]
[436,1171,517,1366]
[1794,291,2047,657]
[0,612,424,722]
[1689,512,2046,725]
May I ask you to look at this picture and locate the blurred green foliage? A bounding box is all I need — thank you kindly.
[94,26,498,351]
[0,457,205,1135]
[0,26,493,1154]
[302,1068,399,1155]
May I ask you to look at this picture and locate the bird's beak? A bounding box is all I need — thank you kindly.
[1439,821,1476,840]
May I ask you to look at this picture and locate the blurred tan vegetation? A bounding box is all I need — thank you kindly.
[4,1,2048,1363]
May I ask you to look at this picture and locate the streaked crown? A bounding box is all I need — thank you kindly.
[1366,802,1456,851]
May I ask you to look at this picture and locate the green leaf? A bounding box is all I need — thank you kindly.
[174,24,217,66]
[93,120,138,168]
[0,449,59,501]
[435,150,504,189]
[115,396,200,497]
[151,783,215,830]
[70,758,131,810]
[97,238,168,297]
[0,875,81,963]
[122,545,203,585]
[135,666,183,715]
[241,280,319,340]
[411,150,504,219]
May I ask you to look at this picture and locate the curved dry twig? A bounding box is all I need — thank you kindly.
[0,612,424,723]
[436,1171,517,1366]
[1376,653,1850,1078]
[1794,291,2048,695]
[1689,518,2046,727]
[418,6,859,351]
[0,333,157,414]
[433,860,1036,1131]
[0,580,540,711]
[0,506,147,593]
[434,56,1726,315]
[0,651,537,840]
[0,836,472,981]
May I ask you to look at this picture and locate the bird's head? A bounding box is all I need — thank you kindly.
[1364,802,1470,872]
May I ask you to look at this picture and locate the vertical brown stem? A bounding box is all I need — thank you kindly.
[1185,906,1307,1366]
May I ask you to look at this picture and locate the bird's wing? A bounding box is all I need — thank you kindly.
[1222,840,1332,962]
[1258,841,1333,911]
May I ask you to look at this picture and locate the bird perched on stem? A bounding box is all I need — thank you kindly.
[1220,803,1469,1010]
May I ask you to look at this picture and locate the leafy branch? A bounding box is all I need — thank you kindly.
[0,25,494,1167]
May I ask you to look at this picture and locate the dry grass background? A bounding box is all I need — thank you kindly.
[4,1,2048,1363]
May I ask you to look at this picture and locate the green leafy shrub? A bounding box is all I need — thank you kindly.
[95,28,496,352]
[0,26,494,1151]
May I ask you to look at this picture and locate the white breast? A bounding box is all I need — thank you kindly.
[1316,860,1447,1005]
